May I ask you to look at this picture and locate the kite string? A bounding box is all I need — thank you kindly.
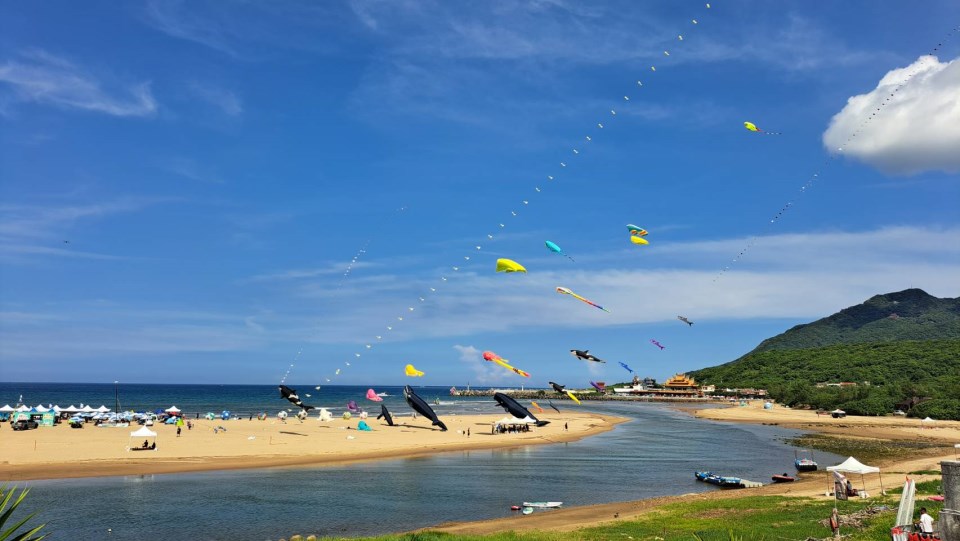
[712,25,960,282]
[279,206,407,386]
[316,4,716,385]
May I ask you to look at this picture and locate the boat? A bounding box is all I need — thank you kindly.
[510,505,521,511]
[771,473,796,483]
[522,501,562,508]
[521,507,533,515]
[695,471,722,485]
[794,449,818,472]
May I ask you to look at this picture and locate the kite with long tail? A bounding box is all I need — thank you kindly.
[556,287,609,313]
[482,350,531,378]
[743,121,781,135]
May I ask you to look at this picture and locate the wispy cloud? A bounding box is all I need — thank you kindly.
[187,81,243,116]
[143,0,240,57]
[0,49,157,117]
[0,197,172,262]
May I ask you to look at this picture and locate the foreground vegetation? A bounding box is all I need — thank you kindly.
[282,493,943,541]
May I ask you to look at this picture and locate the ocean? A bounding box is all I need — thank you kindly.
[1,382,839,540]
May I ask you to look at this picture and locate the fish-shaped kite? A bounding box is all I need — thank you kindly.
[493,392,549,426]
[570,349,605,363]
[404,364,425,377]
[278,385,315,411]
[626,224,648,237]
[590,381,605,392]
[650,339,665,350]
[556,286,609,313]
[547,401,561,414]
[530,401,545,413]
[744,121,781,135]
[549,381,581,405]
[482,350,531,378]
[677,316,694,326]
[366,388,383,402]
[545,241,575,262]
[495,258,527,273]
[404,385,447,431]
[619,361,634,374]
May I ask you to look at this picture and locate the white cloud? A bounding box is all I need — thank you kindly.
[823,55,960,175]
[0,50,157,117]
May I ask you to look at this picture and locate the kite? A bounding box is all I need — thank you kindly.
[743,121,781,135]
[677,316,694,326]
[482,350,531,378]
[357,420,372,431]
[556,287,609,313]
[530,401,544,413]
[278,385,315,411]
[590,381,605,392]
[570,349,605,363]
[405,364,425,377]
[550,381,581,405]
[493,392,549,426]
[545,241,575,262]
[347,400,363,413]
[495,258,527,273]
[547,401,561,414]
[366,388,383,402]
[630,236,649,246]
[404,385,447,431]
[650,339,665,350]
[377,404,395,426]
[619,361,634,374]
[626,224,648,237]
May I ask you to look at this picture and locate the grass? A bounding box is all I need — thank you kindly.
[785,433,944,463]
[283,494,940,541]
[888,479,942,495]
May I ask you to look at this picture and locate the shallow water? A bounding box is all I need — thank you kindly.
[6,387,841,541]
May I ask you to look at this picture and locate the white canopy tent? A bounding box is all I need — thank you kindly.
[96,405,110,413]
[129,426,158,451]
[81,405,95,413]
[164,406,181,414]
[0,405,13,412]
[34,404,49,412]
[827,456,883,495]
[62,405,79,413]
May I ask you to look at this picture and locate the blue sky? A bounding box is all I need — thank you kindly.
[1,1,959,387]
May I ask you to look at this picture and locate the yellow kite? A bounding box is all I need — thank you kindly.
[404,364,425,377]
[495,258,527,273]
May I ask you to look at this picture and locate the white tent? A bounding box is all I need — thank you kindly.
[62,405,79,413]
[165,406,181,414]
[0,405,14,412]
[52,405,61,413]
[921,417,935,428]
[827,456,883,494]
[16,405,30,412]
[35,404,49,412]
[81,405,95,413]
[129,426,158,451]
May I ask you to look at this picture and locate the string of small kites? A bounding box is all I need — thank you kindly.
[714,25,960,282]
[284,3,717,389]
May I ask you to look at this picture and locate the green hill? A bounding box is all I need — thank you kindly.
[688,289,960,419]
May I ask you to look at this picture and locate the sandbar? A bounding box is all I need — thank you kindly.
[0,411,626,481]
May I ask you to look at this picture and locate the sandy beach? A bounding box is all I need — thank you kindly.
[424,401,960,536]
[0,410,625,481]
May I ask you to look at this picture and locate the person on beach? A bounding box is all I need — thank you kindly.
[467,428,470,437]
[176,426,181,437]
[564,422,568,431]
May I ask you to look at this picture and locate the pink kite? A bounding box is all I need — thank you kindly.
[366,388,383,402]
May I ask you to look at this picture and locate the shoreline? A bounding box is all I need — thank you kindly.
[417,400,960,536]
[1,411,626,482]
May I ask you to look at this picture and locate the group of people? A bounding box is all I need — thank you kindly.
[493,423,531,434]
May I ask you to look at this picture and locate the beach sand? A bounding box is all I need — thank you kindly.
[424,401,960,536]
[0,411,625,481]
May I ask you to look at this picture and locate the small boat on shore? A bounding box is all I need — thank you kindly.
[695,471,762,489]
[771,473,796,483]
[794,449,818,472]
[522,501,562,508]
